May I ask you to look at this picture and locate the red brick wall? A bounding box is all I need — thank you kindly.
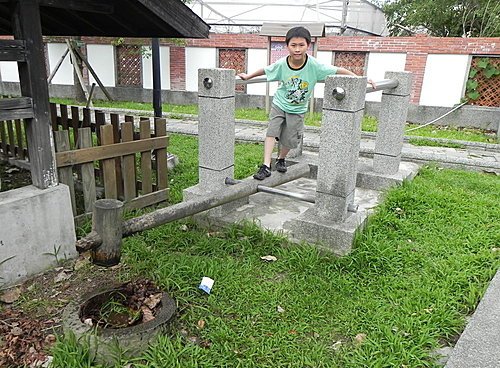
[169,46,185,91]
[51,34,500,104]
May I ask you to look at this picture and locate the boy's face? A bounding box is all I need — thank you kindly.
[286,37,309,62]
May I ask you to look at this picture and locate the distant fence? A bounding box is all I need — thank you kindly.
[0,118,28,163]
[0,103,170,218]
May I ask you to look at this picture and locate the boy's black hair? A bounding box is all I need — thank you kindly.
[285,26,311,45]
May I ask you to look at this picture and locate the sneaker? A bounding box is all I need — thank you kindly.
[276,158,287,173]
[253,164,271,180]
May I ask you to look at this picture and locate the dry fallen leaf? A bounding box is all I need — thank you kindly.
[44,334,56,344]
[260,255,277,262]
[10,327,23,336]
[141,306,155,323]
[197,319,206,329]
[331,340,342,350]
[354,333,367,344]
[53,270,72,283]
[0,287,22,304]
[144,293,162,309]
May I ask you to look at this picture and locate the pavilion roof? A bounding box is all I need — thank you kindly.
[0,0,210,38]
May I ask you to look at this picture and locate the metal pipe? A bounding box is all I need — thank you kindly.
[236,77,398,94]
[76,163,311,252]
[225,176,358,213]
[225,177,316,203]
[365,79,398,93]
[236,77,270,85]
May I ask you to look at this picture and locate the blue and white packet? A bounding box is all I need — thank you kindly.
[199,276,214,294]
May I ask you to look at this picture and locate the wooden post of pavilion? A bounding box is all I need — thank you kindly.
[11,0,57,189]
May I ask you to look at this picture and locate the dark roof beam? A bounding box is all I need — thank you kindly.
[138,0,209,38]
[38,0,113,14]
[63,9,108,35]
[126,2,182,38]
[39,10,79,35]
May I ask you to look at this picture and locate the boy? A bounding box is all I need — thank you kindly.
[238,26,374,180]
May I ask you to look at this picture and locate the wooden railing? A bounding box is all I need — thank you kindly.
[0,103,170,218]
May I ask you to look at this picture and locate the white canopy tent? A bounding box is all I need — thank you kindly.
[189,0,387,36]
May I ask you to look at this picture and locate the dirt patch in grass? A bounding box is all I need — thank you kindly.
[0,254,155,367]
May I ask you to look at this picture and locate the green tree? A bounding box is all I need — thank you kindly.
[383,0,500,37]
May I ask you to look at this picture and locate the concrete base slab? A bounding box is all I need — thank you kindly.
[282,181,381,255]
[356,161,420,190]
[284,207,369,255]
[215,178,316,231]
[212,177,381,256]
[0,184,77,287]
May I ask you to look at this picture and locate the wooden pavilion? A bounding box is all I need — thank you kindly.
[0,0,210,189]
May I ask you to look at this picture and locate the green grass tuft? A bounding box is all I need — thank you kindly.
[51,140,500,367]
[409,138,466,149]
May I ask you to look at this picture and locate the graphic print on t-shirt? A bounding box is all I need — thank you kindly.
[285,76,309,104]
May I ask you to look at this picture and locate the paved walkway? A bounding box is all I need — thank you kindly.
[164,116,500,174]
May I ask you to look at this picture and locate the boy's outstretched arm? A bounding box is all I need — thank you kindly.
[336,67,376,89]
[237,68,265,81]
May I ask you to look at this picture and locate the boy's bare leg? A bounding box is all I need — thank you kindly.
[263,136,276,167]
[278,147,290,160]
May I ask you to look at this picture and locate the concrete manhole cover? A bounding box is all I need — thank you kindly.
[62,280,176,364]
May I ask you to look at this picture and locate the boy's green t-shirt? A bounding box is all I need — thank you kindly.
[264,54,338,114]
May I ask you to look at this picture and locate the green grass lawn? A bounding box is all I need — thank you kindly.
[50,134,500,367]
[50,98,497,145]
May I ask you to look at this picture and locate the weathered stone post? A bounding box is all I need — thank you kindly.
[373,72,413,174]
[317,75,367,222]
[197,68,235,189]
[90,199,123,267]
[285,75,368,255]
[183,68,245,218]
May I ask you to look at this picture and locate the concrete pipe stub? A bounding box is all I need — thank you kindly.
[61,284,176,364]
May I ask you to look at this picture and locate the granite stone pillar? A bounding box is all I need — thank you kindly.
[197,68,236,188]
[373,72,413,174]
[183,68,246,219]
[316,75,367,222]
[284,75,369,255]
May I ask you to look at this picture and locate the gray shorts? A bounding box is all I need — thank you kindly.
[266,104,305,149]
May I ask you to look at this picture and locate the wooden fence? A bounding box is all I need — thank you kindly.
[0,118,28,165]
[0,103,170,218]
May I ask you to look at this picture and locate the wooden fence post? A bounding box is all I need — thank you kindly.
[54,130,77,216]
[110,113,124,198]
[100,124,117,199]
[78,127,96,213]
[0,121,7,156]
[7,120,15,157]
[90,199,123,267]
[14,119,25,160]
[121,121,137,201]
[140,118,152,194]
[154,118,168,190]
